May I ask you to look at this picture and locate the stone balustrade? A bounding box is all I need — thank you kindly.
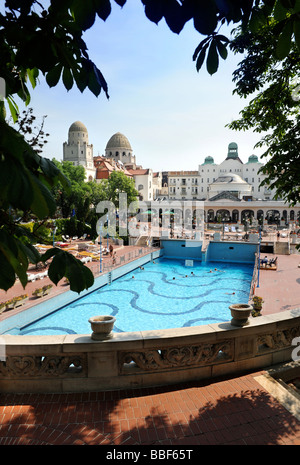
[1,308,300,393]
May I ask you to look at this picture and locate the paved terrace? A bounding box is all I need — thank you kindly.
[0,238,300,445]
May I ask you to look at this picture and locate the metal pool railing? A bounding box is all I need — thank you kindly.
[249,252,259,300]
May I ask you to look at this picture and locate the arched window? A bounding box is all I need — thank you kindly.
[257,210,264,224]
[216,209,230,222]
[207,209,214,222]
[232,210,239,222]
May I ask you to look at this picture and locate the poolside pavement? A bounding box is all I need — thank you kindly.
[1,243,300,445]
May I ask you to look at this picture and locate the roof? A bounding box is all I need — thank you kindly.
[128,168,149,175]
[94,156,133,178]
[69,121,88,133]
[212,174,249,185]
[106,132,132,150]
[168,171,199,176]
[202,156,215,165]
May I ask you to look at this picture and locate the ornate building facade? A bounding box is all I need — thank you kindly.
[63,122,300,227]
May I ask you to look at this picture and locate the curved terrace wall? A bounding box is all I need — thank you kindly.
[1,309,300,393]
[1,240,298,394]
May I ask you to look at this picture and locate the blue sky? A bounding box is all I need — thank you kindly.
[25,1,263,172]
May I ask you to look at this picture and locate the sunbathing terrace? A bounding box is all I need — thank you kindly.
[0,230,300,445]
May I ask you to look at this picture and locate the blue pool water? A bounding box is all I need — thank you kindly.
[18,258,254,336]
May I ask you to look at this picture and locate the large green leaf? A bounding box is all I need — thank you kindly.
[27,171,57,219]
[194,0,218,35]
[206,40,219,75]
[0,251,17,291]
[42,248,94,293]
[46,64,63,88]
[70,0,97,30]
[276,20,293,59]
[62,66,74,91]
[95,0,112,21]
[0,230,28,289]
[195,43,209,72]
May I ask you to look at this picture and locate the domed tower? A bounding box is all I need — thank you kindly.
[202,155,215,165]
[63,121,95,181]
[105,132,136,167]
[226,142,239,160]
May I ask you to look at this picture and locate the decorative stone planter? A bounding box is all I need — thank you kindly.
[32,289,44,298]
[229,304,253,327]
[14,297,28,307]
[88,315,116,340]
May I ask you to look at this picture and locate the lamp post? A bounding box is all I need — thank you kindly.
[107,213,109,251]
[96,218,103,273]
[53,222,57,247]
[100,225,102,274]
[257,225,261,288]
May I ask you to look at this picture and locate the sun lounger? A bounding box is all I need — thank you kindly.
[259,256,277,270]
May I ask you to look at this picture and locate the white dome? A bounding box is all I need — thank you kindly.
[213,174,248,185]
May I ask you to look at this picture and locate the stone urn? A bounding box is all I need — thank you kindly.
[229,304,253,327]
[88,315,116,340]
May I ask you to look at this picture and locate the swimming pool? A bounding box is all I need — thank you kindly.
[17,258,253,335]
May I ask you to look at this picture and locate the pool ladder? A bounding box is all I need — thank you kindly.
[108,271,112,285]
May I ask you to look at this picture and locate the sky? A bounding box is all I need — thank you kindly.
[24,1,264,172]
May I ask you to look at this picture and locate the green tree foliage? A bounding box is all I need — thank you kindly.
[0,0,299,293]
[52,162,138,238]
[228,16,300,205]
[105,171,139,208]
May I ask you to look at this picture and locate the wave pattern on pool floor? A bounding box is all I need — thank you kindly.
[20,259,253,335]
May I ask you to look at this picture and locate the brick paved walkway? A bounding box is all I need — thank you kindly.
[1,248,300,446]
[1,370,300,445]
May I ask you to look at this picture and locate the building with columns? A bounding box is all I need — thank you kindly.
[63,123,299,227]
[168,142,275,201]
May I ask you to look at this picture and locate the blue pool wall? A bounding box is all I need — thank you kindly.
[205,241,258,264]
[1,249,163,335]
[160,239,258,264]
[1,241,258,335]
[160,239,203,260]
